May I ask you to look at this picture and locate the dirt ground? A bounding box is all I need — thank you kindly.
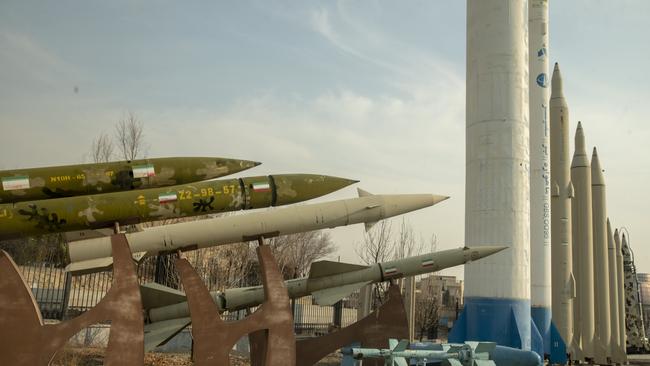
[51,347,341,365]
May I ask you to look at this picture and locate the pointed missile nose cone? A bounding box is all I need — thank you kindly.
[469,245,509,260]
[591,147,605,186]
[272,174,358,205]
[551,62,564,97]
[571,122,589,168]
[432,194,451,205]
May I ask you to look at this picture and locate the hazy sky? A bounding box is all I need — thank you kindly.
[1,1,649,279]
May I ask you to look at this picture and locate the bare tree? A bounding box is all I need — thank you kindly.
[268,231,337,278]
[89,132,114,163]
[415,291,440,340]
[356,220,395,307]
[115,112,145,161]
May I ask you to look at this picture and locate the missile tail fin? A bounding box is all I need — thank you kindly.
[393,339,409,352]
[308,260,369,279]
[312,281,371,306]
[140,282,186,310]
[144,317,191,352]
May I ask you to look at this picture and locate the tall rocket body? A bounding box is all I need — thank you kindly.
[449,0,532,350]
[549,63,574,362]
[590,148,611,363]
[528,0,551,355]
[614,229,627,359]
[607,220,622,363]
[570,122,595,360]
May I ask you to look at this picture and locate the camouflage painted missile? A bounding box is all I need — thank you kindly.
[0,157,260,204]
[141,245,503,351]
[0,174,356,240]
[66,189,449,273]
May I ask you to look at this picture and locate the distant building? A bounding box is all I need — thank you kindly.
[637,273,650,335]
[416,275,463,341]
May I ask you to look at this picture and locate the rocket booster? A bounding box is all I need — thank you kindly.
[142,246,505,351]
[0,174,356,239]
[571,122,595,359]
[590,148,611,363]
[0,157,259,204]
[67,189,449,273]
[607,220,623,363]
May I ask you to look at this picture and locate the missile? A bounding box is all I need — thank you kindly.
[407,342,543,366]
[571,122,595,359]
[142,245,505,351]
[0,157,259,204]
[607,219,622,363]
[590,147,611,363]
[0,174,356,240]
[614,229,627,360]
[549,62,575,358]
[66,189,449,273]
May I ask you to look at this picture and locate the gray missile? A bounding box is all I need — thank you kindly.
[607,219,622,363]
[590,147,611,363]
[614,229,627,360]
[142,245,506,351]
[66,189,449,273]
[550,62,575,354]
[571,122,595,359]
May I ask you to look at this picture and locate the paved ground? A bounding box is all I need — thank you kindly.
[628,354,650,366]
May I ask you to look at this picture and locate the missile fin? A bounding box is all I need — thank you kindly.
[65,257,115,275]
[393,339,409,352]
[389,338,399,350]
[357,188,373,197]
[140,282,186,310]
[364,221,378,231]
[144,317,191,352]
[567,272,577,298]
[64,228,114,242]
[312,281,371,306]
[308,261,369,279]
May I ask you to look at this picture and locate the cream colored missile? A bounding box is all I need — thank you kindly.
[591,147,611,364]
[550,62,575,354]
[571,122,595,360]
[66,189,448,273]
[607,219,622,363]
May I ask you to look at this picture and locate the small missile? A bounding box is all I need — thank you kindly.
[0,157,260,204]
[66,189,449,273]
[0,174,356,240]
[142,245,504,351]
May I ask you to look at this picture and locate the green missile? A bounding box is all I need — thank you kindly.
[0,157,260,204]
[0,174,357,239]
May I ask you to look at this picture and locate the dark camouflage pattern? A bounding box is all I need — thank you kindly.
[0,157,259,204]
[0,174,356,239]
[622,233,650,352]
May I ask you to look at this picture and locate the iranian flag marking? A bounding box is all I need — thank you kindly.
[132,164,156,178]
[158,193,177,204]
[2,175,30,191]
[422,259,435,268]
[384,266,399,277]
[252,182,271,192]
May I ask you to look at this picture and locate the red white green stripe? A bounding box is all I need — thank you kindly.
[132,164,156,178]
[384,266,399,276]
[252,182,271,192]
[158,193,177,204]
[422,259,435,268]
[2,175,30,191]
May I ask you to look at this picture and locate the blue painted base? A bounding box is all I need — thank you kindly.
[549,322,568,365]
[448,297,531,350]
[531,306,551,355]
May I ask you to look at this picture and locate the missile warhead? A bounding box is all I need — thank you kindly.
[66,190,449,273]
[142,245,503,351]
[0,174,356,240]
[0,157,261,204]
[571,122,589,168]
[551,63,564,98]
[591,148,605,186]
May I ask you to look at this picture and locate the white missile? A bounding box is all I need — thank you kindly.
[550,62,575,358]
[142,246,506,351]
[607,219,622,363]
[571,122,595,360]
[590,147,611,364]
[66,189,448,273]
